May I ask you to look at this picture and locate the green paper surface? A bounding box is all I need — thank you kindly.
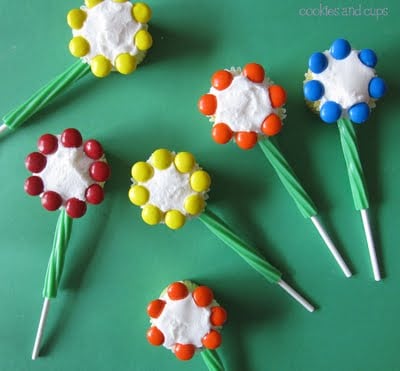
[1,1,400,370]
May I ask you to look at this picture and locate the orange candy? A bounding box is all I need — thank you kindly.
[211,70,233,90]
[167,282,189,300]
[235,131,258,150]
[147,326,165,346]
[261,113,283,136]
[212,123,233,144]
[210,306,227,326]
[243,63,265,83]
[202,330,222,350]
[268,85,287,108]
[147,299,166,318]
[192,286,214,307]
[198,94,217,115]
[174,343,196,360]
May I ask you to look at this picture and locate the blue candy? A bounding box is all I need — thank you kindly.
[358,49,377,68]
[320,101,342,123]
[348,103,370,124]
[368,77,386,99]
[304,80,324,101]
[330,38,351,60]
[309,52,328,73]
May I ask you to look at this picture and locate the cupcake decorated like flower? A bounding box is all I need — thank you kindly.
[68,0,152,77]
[304,38,386,123]
[24,128,110,218]
[146,281,227,363]
[198,63,286,150]
[129,149,210,230]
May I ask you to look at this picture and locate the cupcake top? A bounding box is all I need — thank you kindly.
[67,0,152,77]
[24,128,110,218]
[146,280,227,361]
[129,149,211,230]
[304,38,386,124]
[198,63,286,150]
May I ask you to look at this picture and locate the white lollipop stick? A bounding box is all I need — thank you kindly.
[360,209,381,281]
[32,298,51,360]
[310,216,352,278]
[0,124,7,134]
[277,279,315,312]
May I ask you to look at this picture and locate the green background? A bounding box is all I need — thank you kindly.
[0,0,399,370]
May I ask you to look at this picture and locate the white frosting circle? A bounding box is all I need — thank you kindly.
[73,0,145,64]
[312,50,375,109]
[37,138,93,202]
[151,292,211,350]
[210,71,274,133]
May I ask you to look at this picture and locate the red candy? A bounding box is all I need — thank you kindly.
[211,70,233,90]
[174,343,195,361]
[192,286,214,307]
[198,94,217,115]
[147,299,166,318]
[90,161,110,182]
[24,176,44,196]
[210,306,227,326]
[202,330,222,349]
[85,184,104,204]
[41,191,62,211]
[243,63,265,83]
[212,123,233,144]
[147,326,165,346]
[38,134,58,154]
[261,113,283,136]
[65,198,87,218]
[84,139,104,160]
[61,128,83,148]
[25,152,47,173]
[235,131,258,150]
[167,282,189,300]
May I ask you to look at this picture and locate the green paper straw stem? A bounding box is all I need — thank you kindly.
[201,349,225,371]
[3,60,90,131]
[258,137,317,218]
[32,209,73,360]
[337,118,380,281]
[258,137,351,278]
[198,209,314,312]
[337,118,369,210]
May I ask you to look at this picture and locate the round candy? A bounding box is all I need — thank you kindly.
[61,128,83,148]
[66,198,87,218]
[90,161,110,182]
[85,184,104,204]
[41,191,62,211]
[25,152,46,173]
[330,38,351,60]
[192,286,214,307]
[235,131,258,150]
[308,52,328,74]
[243,63,265,83]
[358,49,377,68]
[84,139,104,160]
[202,330,222,350]
[210,306,227,326]
[211,70,233,90]
[147,326,165,346]
[38,134,58,155]
[320,101,342,123]
[348,102,370,124]
[198,94,217,116]
[167,282,189,300]
[24,176,44,196]
[174,343,195,361]
[212,123,233,144]
[303,80,324,102]
[368,77,386,99]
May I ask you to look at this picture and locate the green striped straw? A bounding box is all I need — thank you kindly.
[201,349,225,371]
[31,209,73,360]
[0,60,90,135]
[199,208,315,312]
[258,136,352,278]
[337,118,380,280]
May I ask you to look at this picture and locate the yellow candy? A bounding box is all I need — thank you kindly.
[151,149,172,170]
[132,2,152,23]
[142,205,162,225]
[128,185,149,206]
[134,30,153,51]
[85,0,103,8]
[165,210,186,230]
[67,9,87,30]
[190,170,211,192]
[115,53,137,75]
[131,161,153,182]
[69,36,90,57]
[174,152,195,173]
[184,194,205,215]
[90,55,112,78]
